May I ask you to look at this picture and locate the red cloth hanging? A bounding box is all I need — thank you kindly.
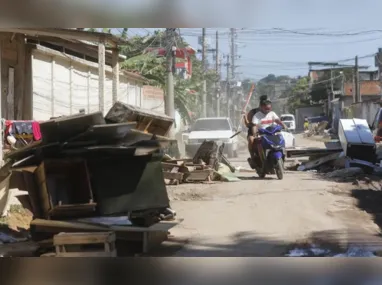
[32,122,42,141]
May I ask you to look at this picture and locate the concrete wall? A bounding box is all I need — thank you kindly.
[31,46,144,120]
[142,85,165,114]
[342,101,380,126]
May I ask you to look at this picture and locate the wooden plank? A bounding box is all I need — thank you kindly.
[49,203,97,217]
[286,147,342,158]
[54,232,116,246]
[40,252,56,257]
[7,67,14,119]
[161,162,181,171]
[163,172,184,181]
[184,169,213,182]
[34,162,52,219]
[298,152,342,171]
[163,159,193,164]
[142,231,168,253]
[56,250,116,257]
[31,218,180,233]
[22,170,43,218]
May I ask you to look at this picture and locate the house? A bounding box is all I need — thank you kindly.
[359,70,379,81]
[342,80,381,107]
[0,28,156,121]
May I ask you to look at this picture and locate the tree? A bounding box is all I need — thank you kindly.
[286,77,310,114]
[121,31,217,123]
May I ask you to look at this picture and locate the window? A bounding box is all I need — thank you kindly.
[192,119,231,131]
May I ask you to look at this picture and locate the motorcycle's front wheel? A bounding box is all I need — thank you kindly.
[275,159,284,180]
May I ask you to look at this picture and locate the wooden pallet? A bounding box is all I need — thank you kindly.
[54,231,117,257]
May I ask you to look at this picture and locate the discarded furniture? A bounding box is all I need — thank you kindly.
[161,141,232,184]
[34,159,96,219]
[338,118,376,163]
[54,232,117,257]
[105,101,174,137]
[87,153,169,218]
[3,109,178,255]
[39,112,106,144]
[31,218,180,255]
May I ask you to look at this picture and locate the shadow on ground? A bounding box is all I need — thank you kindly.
[351,185,382,237]
[146,229,382,257]
[236,176,274,181]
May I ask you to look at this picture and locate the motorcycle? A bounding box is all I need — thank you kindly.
[247,124,286,180]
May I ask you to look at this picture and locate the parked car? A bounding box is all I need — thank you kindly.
[280,114,296,133]
[184,117,238,158]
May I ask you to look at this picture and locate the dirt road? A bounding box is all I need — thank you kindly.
[158,134,382,256]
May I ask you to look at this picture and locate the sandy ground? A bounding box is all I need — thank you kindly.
[158,134,382,256]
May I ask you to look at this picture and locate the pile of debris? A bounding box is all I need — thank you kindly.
[290,118,381,180]
[0,101,182,257]
[161,141,239,184]
[303,121,328,137]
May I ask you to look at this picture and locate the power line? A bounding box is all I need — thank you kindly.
[272,28,382,37]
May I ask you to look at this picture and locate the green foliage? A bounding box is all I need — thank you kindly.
[120,31,218,122]
[286,77,310,114]
[252,74,292,103]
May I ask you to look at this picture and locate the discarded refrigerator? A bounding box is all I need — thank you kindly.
[338,118,376,163]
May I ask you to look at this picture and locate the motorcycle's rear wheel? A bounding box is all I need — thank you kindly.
[275,159,284,180]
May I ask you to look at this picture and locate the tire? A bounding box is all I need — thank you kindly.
[275,159,284,180]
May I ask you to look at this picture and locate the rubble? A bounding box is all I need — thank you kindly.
[161,140,240,184]
[294,119,381,179]
[303,121,328,137]
[325,167,364,178]
[0,102,183,256]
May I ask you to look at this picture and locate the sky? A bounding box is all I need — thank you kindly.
[122,0,382,82]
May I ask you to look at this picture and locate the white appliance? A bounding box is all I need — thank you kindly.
[338,118,376,163]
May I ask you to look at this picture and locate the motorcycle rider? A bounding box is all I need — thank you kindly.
[243,95,268,162]
[250,98,286,159]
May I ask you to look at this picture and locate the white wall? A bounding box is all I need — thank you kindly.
[31,49,143,120]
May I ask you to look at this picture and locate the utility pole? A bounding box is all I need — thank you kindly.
[225,54,231,118]
[328,67,334,114]
[165,28,176,137]
[215,30,220,117]
[229,28,237,124]
[202,28,207,117]
[230,28,235,80]
[355,55,361,103]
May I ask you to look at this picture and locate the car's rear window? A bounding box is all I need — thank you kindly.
[192,119,231,131]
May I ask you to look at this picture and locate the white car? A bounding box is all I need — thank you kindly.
[280,114,296,133]
[185,117,239,158]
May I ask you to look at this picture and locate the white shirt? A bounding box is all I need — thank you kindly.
[252,111,279,129]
